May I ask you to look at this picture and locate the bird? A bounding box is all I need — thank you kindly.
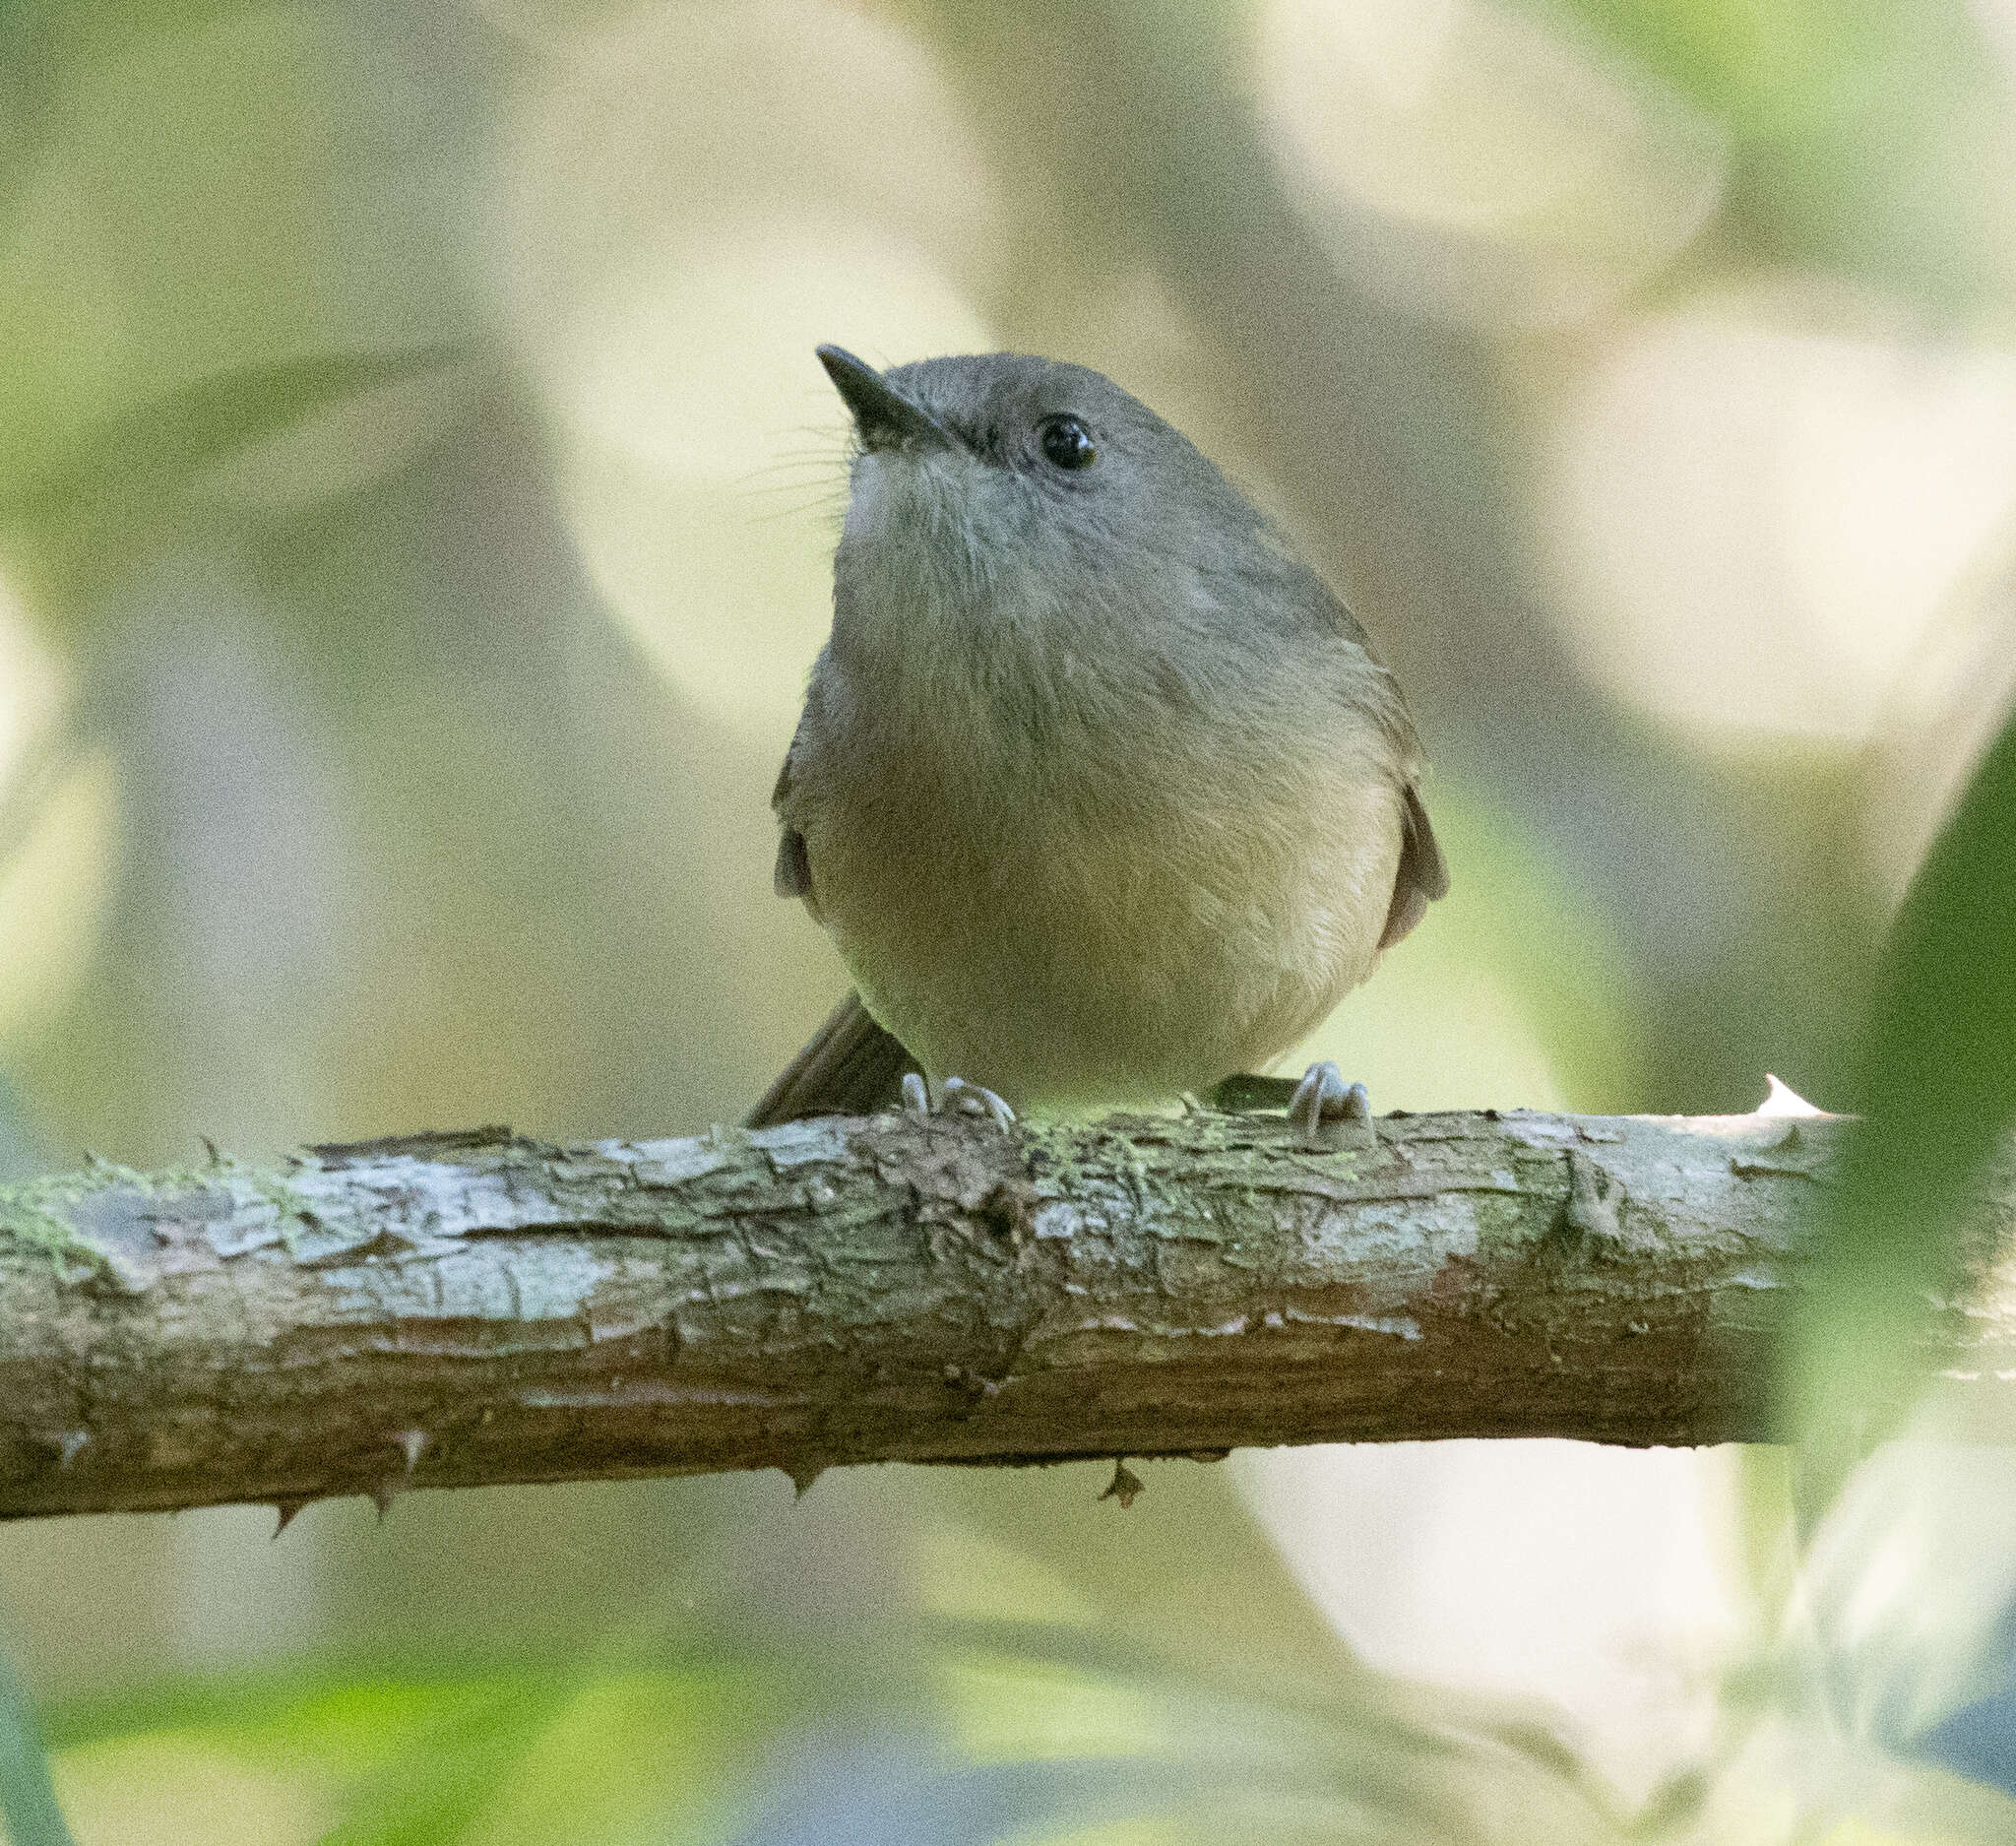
[746,346,1446,1137]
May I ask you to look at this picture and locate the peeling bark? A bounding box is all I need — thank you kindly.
[2,1109,2012,1521]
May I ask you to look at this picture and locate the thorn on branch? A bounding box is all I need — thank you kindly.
[1099,1459,1144,1509]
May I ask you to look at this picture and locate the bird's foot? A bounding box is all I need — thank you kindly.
[902,1071,1016,1129]
[1287,1060,1371,1147]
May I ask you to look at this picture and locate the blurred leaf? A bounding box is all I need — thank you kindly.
[0,1646,74,1846]
[1787,702,2016,1488]
[0,346,466,512]
[20,1608,1636,1846]
[0,345,469,594]
[46,1669,536,1765]
[40,1660,792,1846]
[311,1674,623,1846]
[1543,0,1936,137]
[1541,0,2016,306]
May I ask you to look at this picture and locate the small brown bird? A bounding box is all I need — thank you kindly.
[748,348,1446,1135]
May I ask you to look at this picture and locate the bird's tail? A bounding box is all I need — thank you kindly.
[745,991,917,1127]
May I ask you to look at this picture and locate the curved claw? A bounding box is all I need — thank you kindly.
[1288,1060,1371,1144]
[901,1072,1016,1129]
[942,1075,1016,1129]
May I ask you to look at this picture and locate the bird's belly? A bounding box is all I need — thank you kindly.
[805,762,1403,1113]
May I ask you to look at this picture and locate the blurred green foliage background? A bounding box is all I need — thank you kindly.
[5,0,2016,1839]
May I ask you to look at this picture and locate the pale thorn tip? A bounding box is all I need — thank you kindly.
[1756,1074,1823,1117]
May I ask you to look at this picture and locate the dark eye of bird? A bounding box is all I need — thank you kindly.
[1039,414,1096,471]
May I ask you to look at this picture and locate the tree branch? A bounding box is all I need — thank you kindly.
[3,1108,2012,1520]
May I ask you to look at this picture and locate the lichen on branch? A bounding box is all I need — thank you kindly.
[2,1108,2013,1522]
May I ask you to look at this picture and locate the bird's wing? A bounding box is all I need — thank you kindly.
[1276,550,1448,951]
[770,711,816,904]
[1274,553,1448,951]
[753,682,920,1123]
[1378,781,1449,950]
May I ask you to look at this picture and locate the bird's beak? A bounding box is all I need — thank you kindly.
[817,345,954,453]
